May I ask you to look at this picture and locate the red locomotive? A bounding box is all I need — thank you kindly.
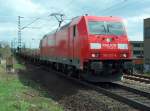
[39,15,132,82]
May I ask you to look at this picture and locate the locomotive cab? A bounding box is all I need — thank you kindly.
[81,16,132,82]
[88,21,130,60]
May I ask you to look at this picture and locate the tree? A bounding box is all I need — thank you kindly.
[0,41,11,59]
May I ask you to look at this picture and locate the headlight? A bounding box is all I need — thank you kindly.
[90,43,101,49]
[91,53,99,58]
[118,44,128,49]
[120,53,128,58]
[91,54,96,57]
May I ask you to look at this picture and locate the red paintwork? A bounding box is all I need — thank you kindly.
[40,16,132,69]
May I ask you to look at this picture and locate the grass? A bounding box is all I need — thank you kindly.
[14,63,26,70]
[13,57,26,70]
[0,63,64,111]
[144,73,150,77]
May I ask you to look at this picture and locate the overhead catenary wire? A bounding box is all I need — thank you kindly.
[99,0,140,15]
[21,17,40,30]
[98,0,127,14]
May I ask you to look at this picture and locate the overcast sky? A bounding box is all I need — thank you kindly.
[0,0,150,48]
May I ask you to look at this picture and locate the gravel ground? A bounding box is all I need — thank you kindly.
[17,63,139,111]
[120,78,150,93]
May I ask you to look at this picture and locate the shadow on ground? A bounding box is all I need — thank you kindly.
[17,62,84,101]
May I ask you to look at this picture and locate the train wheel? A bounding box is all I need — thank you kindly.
[67,66,74,77]
[129,68,133,74]
[62,64,67,73]
[77,71,83,80]
[56,63,61,71]
[67,70,73,77]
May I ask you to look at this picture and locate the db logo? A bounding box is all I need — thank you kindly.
[102,44,117,49]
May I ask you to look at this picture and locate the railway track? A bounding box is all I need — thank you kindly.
[97,82,150,111]
[25,63,150,111]
[42,66,150,110]
[123,73,150,84]
[64,76,150,110]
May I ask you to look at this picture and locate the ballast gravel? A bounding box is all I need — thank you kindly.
[17,64,139,111]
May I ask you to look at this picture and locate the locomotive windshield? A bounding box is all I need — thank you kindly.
[88,21,106,35]
[88,21,125,35]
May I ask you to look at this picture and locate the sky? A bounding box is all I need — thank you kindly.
[0,0,150,48]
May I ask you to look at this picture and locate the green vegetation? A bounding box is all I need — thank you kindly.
[13,56,25,70]
[144,73,150,77]
[14,63,26,70]
[0,43,63,111]
[0,42,11,59]
[0,64,64,111]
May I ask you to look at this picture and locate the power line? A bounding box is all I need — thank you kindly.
[17,16,44,52]
[21,17,40,30]
[99,0,139,15]
[98,0,127,15]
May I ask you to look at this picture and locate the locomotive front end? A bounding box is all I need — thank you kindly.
[83,16,132,82]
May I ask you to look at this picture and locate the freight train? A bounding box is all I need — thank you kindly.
[21,15,133,82]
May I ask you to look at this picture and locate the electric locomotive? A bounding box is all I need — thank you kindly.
[40,16,132,82]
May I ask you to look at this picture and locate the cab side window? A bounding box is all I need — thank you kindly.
[73,25,76,37]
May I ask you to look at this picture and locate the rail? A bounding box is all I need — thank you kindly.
[41,66,150,111]
[123,74,150,84]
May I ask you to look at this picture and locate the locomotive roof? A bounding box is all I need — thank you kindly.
[85,16,123,21]
[42,15,123,39]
